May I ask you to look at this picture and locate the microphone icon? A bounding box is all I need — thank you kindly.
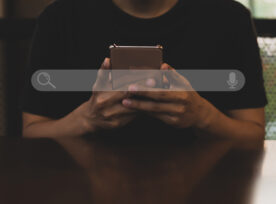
[227,72,238,89]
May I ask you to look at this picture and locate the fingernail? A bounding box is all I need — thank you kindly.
[146,78,156,87]
[122,99,132,106]
[128,85,138,92]
[161,63,169,70]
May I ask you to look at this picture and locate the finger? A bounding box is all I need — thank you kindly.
[122,99,186,114]
[161,63,181,82]
[112,69,161,90]
[98,58,111,78]
[145,78,157,87]
[127,84,187,102]
[150,113,180,126]
[119,114,137,125]
[163,75,169,84]
[106,114,136,129]
[120,78,157,88]
[101,104,136,119]
[93,58,111,90]
[95,91,129,107]
[161,63,192,89]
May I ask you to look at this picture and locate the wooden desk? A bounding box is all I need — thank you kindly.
[0,137,275,204]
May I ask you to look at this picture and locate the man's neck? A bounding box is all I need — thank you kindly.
[112,0,179,19]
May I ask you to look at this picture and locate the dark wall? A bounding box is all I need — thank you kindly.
[2,0,53,137]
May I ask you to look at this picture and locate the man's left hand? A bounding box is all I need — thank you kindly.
[122,63,215,129]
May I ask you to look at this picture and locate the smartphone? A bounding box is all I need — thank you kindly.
[110,44,163,90]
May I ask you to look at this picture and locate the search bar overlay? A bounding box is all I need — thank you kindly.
[32,69,245,92]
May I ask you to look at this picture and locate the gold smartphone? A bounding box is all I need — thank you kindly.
[110,44,163,89]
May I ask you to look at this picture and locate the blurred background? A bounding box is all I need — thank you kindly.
[0,0,275,139]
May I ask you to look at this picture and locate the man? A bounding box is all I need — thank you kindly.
[22,0,267,145]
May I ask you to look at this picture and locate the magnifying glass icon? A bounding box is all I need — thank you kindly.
[37,72,56,89]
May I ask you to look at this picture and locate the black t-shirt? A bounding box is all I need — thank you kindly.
[21,0,267,138]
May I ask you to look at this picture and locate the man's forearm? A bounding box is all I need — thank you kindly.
[23,106,89,139]
[196,105,265,148]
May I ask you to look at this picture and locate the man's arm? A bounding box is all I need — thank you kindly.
[22,106,88,139]
[122,64,266,149]
[194,106,265,148]
[22,59,135,139]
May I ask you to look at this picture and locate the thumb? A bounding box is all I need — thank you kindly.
[161,63,192,90]
[93,58,112,91]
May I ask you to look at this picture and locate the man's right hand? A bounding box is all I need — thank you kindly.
[23,58,136,139]
[77,58,136,134]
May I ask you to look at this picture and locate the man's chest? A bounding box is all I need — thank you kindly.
[70,27,239,70]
